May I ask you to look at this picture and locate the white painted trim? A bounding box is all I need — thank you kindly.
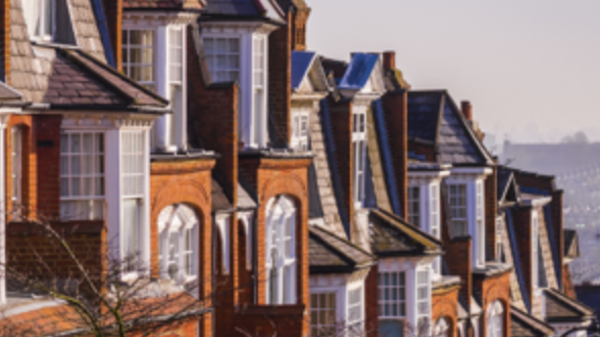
[238,211,254,271]
[216,214,231,275]
[0,115,9,304]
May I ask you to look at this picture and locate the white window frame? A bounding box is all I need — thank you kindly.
[310,291,337,336]
[416,269,431,336]
[11,126,22,219]
[475,180,485,268]
[448,184,468,236]
[216,214,231,275]
[430,184,441,278]
[167,27,186,150]
[352,106,367,209]
[408,186,421,227]
[157,204,200,289]
[265,196,297,305]
[59,131,105,221]
[378,271,406,319]
[486,301,504,337]
[347,284,364,335]
[122,29,156,92]
[496,217,503,262]
[23,0,56,42]
[290,108,310,151]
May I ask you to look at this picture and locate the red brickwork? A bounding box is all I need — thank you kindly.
[472,271,511,337]
[445,236,472,309]
[513,207,534,306]
[364,265,379,337]
[102,0,122,71]
[291,5,310,51]
[33,115,62,218]
[432,285,461,337]
[268,15,292,146]
[485,166,498,261]
[562,264,577,299]
[150,157,215,337]
[381,90,408,218]
[551,190,564,286]
[6,115,34,220]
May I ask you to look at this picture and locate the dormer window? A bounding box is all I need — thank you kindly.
[202,28,271,149]
[291,109,309,151]
[123,30,155,92]
[23,0,75,44]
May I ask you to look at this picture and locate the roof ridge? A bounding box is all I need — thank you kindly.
[545,288,595,315]
[511,305,555,332]
[375,208,443,246]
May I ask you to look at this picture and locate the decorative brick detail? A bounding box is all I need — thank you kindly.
[268,15,292,146]
[432,285,461,337]
[472,271,511,337]
[381,91,408,218]
[150,158,215,337]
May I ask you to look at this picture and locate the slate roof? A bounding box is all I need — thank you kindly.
[122,0,203,10]
[44,48,167,108]
[407,90,493,166]
[212,179,233,212]
[497,168,514,201]
[544,288,595,323]
[564,229,580,260]
[369,209,442,257]
[511,306,555,337]
[338,53,379,91]
[309,225,375,274]
[291,51,316,90]
[202,0,284,22]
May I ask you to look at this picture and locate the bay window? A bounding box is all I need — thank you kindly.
[348,286,364,334]
[11,127,22,219]
[448,184,467,236]
[204,37,240,82]
[496,218,504,262]
[416,270,430,335]
[60,132,104,221]
[122,30,155,92]
[475,181,485,267]
[378,271,406,318]
[158,204,199,287]
[265,196,296,305]
[252,36,266,147]
[353,109,367,208]
[310,293,336,336]
[168,28,184,147]
[408,186,420,227]
[430,184,441,277]
[486,301,504,337]
[122,131,145,272]
[23,0,54,41]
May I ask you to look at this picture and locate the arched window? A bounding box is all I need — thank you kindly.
[486,301,504,337]
[158,204,199,286]
[434,318,450,337]
[265,195,296,305]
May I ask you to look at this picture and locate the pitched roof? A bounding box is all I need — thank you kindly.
[309,225,375,274]
[369,209,442,257]
[544,288,595,323]
[122,0,203,10]
[0,82,23,102]
[212,179,233,212]
[291,51,329,94]
[407,90,493,166]
[202,0,285,22]
[338,53,379,91]
[498,168,513,200]
[291,51,315,90]
[511,306,555,337]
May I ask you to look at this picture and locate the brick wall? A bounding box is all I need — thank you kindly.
[101,0,122,71]
[364,264,379,337]
[234,305,305,337]
[562,264,576,299]
[432,285,460,337]
[381,90,408,218]
[551,190,564,288]
[291,6,310,51]
[327,98,354,239]
[485,166,498,261]
[187,28,238,204]
[472,271,511,337]
[6,115,33,220]
[238,155,311,337]
[268,15,292,146]
[444,236,472,309]
[149,157,215,337]
[513,207,533,307]
[0,0,10,84]
[34,115,62,218]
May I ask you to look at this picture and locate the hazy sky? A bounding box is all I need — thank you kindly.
[307,0,600,144]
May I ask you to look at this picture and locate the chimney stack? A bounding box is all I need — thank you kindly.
[461,100,472,121]
[383,51,396,70]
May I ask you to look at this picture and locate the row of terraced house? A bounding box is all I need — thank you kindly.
[0,0,593,336]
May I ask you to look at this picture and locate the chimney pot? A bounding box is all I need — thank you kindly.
[461,101,472,121]
[383,51,396,70]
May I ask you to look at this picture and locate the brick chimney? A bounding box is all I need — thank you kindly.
[0,0,11,84]
[461,100,472,121]
[102,0,123,71]
[291,1,311,51]
[383,51,396,70]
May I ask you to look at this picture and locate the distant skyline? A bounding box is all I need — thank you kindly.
[307,0,600,144]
